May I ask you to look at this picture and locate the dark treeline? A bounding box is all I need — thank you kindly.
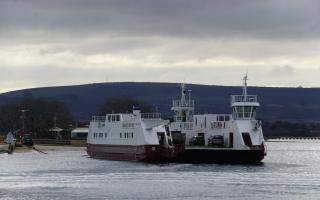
[99,97,320,138]
[263,121,320,138]
[5,82,320,121]
[0,96,151,139]
[0,98,73,138]
[1,95,320,139]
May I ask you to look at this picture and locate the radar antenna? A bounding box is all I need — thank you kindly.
[242,73,248,101]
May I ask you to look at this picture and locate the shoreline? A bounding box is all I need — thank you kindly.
[0,143,86,154]
[33,144,86,152]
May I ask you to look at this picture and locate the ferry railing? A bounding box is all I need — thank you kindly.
[91,116,106,122]
[172,100,195,108]
[230,95,257,104]
[141,113,162,119]
[170,122,193,130]
[181,122,193,130]
[174,116,193,122]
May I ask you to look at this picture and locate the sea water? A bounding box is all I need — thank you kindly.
[1,141,320,200]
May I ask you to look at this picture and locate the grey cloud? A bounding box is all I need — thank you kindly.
[1,0,320,92]
[0,65,300,90]
[1,0,320,39]
[269,65,295,76]
[1,63,320,93]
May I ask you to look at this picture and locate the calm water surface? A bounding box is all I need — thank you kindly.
[1,141,320,200]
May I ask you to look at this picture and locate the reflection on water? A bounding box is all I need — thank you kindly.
[1,141,320,200]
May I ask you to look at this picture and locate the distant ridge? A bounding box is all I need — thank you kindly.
[1,82,320,122]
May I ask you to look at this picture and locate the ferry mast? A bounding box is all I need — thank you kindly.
[243,73,248,101]
[231,74,260,120]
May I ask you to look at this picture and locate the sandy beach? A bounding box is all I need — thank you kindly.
[0,144,9,153]
[0,143,86,154]
[33,145,86,152]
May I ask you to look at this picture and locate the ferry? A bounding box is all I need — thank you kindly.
[87,110,185,161]
[170,74,266,163]
[87,74,266,163]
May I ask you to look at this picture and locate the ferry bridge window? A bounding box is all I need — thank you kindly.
[99,133,103,138]
[131,132,134,138]
[218,116,224,121]
[104,133,107,138]
[244,106,252,118]
[234,107,241,118]
[116,115,120,121]
[225,115,230,121]
[120,133,122,138]
[108,116,111,122]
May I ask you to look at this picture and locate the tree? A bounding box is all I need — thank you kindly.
[99,96,152,115]
[0,101,21,133]
[0,98,73,138]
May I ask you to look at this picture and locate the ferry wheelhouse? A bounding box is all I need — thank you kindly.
[87,110,184,161]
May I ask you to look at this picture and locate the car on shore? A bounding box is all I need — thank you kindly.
[22,134,34,147]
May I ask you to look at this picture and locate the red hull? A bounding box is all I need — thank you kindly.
[87,143,185,162]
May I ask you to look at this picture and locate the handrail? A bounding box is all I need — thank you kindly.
[181,122,193,130]
[231,95,257,103]
[141,113,162,119]
[91,116,106,122]
[92,113,162,121]
[172,100,194,107]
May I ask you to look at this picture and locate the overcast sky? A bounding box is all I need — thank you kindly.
[1,0,320,93]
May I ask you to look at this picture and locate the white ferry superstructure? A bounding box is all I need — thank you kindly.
[87,110,185,161]
[170,74,266,163]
